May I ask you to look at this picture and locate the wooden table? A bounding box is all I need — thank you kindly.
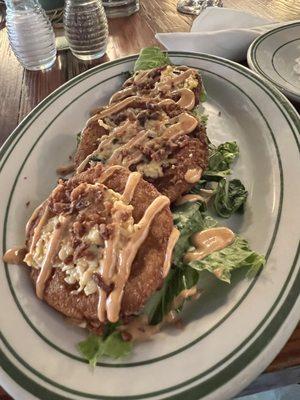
[0,0,299,398]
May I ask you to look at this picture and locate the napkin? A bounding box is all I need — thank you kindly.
[156,7,279,61]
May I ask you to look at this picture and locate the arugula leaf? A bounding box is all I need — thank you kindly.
[103,332,132,358]
[145,203,217,325]
[103,321,121,338]
[147,265,199,325]
[172,203,206,266]
[78,331,132,366]
[203,141,239,180]
[188,236,265,283]
[199,85,207,103]
[214,179,248,218]
[210,141,239,170]
[172,202,204,233]
[191,106,208,126]
[202,169,232,181]
[203,215,218,229]
[147,202,264,325]
[172,202,219,266]
[134,47,171,72]
[78,335,105,367]
[188,179,207,194]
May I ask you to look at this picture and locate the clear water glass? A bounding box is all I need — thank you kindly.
[5,0,56,71]
[177,0,223,16]
[102,0,139,18]
[64,0,108,61]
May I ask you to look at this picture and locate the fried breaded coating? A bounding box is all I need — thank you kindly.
[74,97,208,202]
[28,165,173,330]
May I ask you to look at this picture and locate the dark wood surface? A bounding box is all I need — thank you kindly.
[0,0,299,398]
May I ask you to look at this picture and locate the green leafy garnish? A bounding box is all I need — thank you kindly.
[172,203,206,267]
[134,47,171,72]
[172,203,219,267]
[203,141,239,180]
[192,106,208,126]
[189,141,247,218]
[145,203,218,325]
[199,85,207,103]
[146,265,199,325]
[78,331,132,367]
[103,332,132,358]
[188,236,265,283]
[214,178,248,218]
[78,335,104,367]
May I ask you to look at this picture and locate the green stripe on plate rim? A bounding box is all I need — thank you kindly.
[0,52,299,400]
[271,39,300,90]
[1,246,299,400]
[1,62,285,368]
[248,21,300,97]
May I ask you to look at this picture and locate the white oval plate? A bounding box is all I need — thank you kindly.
[0,53,299,400]
[247,21,300,102]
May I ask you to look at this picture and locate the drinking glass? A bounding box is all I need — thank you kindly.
[102,0,139,18]
[177,0,223,16]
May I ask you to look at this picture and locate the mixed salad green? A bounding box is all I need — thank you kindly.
[78,47,265,366]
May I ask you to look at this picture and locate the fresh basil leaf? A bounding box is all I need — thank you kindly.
[134,47,171,72]
[188,236,265,283]
[214,178,248,218]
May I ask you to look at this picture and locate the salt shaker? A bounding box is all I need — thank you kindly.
[5,0,56,71]
[64,0,108,61]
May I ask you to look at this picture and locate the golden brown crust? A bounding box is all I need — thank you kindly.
[120,65,203,106]
[153,134,208,202]
[74,110,208,202]
[29,165,173,325]
[74,119,107,167]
